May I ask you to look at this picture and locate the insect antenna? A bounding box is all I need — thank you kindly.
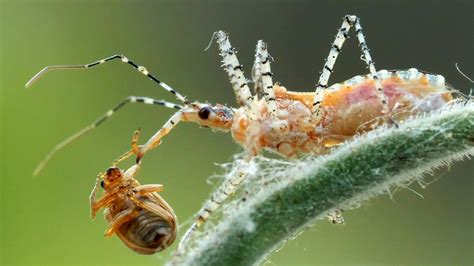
[33,96,182,176]
[455,63,474,83]
[25,54,189,104]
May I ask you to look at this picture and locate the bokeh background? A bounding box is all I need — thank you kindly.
[1,0,473,265]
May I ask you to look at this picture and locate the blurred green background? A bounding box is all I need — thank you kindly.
[1,0,473,265]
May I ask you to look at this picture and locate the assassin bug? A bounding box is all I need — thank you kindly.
[27,15,455,252]
[89,130,177,254]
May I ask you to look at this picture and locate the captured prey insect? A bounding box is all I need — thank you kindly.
[27,15,456,253]
[89,130,177,254]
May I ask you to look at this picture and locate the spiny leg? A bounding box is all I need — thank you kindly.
[90,189,118,220]
[136,111,183,162]
[313,15,389,122]
[26,54,188,104]
[253,40,277,114]
[33,96,182,176]
[89,173,104,219]
[133,184,164,195]
[104,208,140,237]
[213,31,254,108]
[175,158,251,255]
[112,129,142,166]
[128,193,175,222]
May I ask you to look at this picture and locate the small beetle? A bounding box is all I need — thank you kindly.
[89,140,177,254]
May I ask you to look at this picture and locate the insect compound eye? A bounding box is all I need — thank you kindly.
[198,106,211,120]
[100,180,105,189]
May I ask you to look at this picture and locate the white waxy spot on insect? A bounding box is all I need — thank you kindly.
[130,96,137,102]
[144,98,154,104]
[346,75,364,85]
[329,83,341,90]
[138,66,149,75]
[396,70,409,80]
[436,75,445,87]
[408,68,419,80]
[99,59,106,64]
[121,56,129,63]
[106,110,114,117]
[377,70,390,79]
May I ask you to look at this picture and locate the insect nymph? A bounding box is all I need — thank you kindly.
[28,15,455,251]
[89,132,177,254]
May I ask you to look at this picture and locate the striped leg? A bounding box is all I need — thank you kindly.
[33,97,182,176]
[313,15,389,122]
[214,31,254,108]
[26,54,189,104]
[253,40,277,114]
[175,159,250,255]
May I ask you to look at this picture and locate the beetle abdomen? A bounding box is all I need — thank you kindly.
[118,209,176,255]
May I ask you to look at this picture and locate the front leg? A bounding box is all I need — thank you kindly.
[104,208,139,237]
[136,111,183,162]
[133,184,164,196]
[90,189,118,220]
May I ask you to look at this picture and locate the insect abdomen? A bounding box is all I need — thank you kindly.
[117,209,177,255]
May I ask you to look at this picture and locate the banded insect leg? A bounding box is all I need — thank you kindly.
[253,40,277,114]
[213,31,254,108]
[175,159,250,254]
[26,54,188,104]
[34,97,182,175]
[313,15,388,122]
[136,111,183,162]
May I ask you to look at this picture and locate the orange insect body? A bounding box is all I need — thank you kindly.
[90,165,177,254]
[229,69,452,157]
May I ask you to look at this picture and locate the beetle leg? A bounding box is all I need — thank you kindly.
[128,194,176,222]
[133,184,164,196]
[104,209,139,237]
[90,191,117,220]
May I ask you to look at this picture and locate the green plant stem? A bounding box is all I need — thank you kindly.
[173,101,473,266]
